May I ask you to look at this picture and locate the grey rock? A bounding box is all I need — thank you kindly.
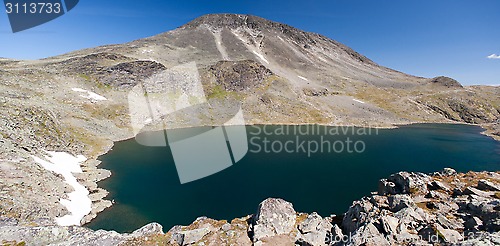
[298,212,332,233]
[296,212,333,246]
[130,222,163,237]
[0,224,155,246]
[342,198,374,233]
[478,180,500,191]
[418,226,439,243]
[441,168,457,176]
[465,216,483,230]
[174,228,211,245]
[452,188,464,196]
[221,223,232,231]
[394,207,426,225]
[252,198,297,243]
[429,181,450,191]
[378,179,397,195]
[380,215,399,235]
[484,218,500,232]
[436,214,455,230]
[461,231,500,246]
[435,223,464,243]
[350,222,390,246]
[170,233,184,245]
[425,190,448,200]
[387,172,430,194]
[388,194,415,212]
[463,187,494,198]
[329,224,344,245]
[370,195,389,208]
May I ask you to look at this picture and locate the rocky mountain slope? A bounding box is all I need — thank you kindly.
[0,13,499,245]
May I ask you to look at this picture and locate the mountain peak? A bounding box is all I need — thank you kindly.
[181,13,303,35]
[175,13,377,67]
[182,14,270,30]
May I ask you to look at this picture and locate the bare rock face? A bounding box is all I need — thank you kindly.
[98,61,167,89]
[429,76,463,88]
[207,60,274,92]
[417,92,499,124]
[251,198,297,244]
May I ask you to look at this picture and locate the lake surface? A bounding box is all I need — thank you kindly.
[86,124,500,233]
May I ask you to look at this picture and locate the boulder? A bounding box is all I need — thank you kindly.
[130,222,163,237]
[435,224,463,243]
[370,195,389,208]
[172,228,211,246]
[477,180,500,192]
[441,168,457,176]
[296,212,333,246]
[387,172,429,194]
[380,215,399,235]
[342,199,374,233]
[464,216,483,230]
[378,179,397,195]
[388,194,415,212]
[461,231,500,246]
[463,187,493,198]
[429,181,450,191]
[252,198,297,243]
[436,214,456,230]
[350,222,390,246]
[328,224,344,246]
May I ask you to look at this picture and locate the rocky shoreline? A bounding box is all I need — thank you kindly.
[1,168,499,245]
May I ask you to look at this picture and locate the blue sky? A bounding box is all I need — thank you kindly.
[1,0,499,85]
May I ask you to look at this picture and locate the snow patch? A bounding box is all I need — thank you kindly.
[32,151,91,226]
[353,99,365,104]
[212,31,230,60]
[298,76,309,81]
[72,88,107,101]
[252,51,269,64]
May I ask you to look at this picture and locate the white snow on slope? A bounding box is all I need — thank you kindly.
[353,99,365,104]
[298,76,309,81]
[213,31,230,60]
[72,88,107,101]
[32,151,91,226]
[252,51,269,64]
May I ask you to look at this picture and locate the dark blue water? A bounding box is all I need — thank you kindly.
[86,124,500,233]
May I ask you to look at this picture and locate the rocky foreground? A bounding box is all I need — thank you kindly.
[1,168,499,245]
